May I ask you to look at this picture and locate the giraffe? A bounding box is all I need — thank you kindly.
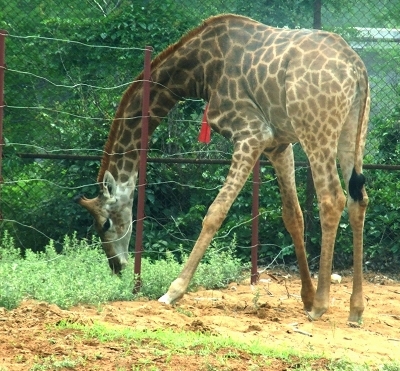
[76,14,370,322]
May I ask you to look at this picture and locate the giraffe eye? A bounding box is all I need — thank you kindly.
[103,219,111,232]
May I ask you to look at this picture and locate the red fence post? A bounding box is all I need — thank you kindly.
[0,30,7,221]
[251,158,260,285]
[133,46,152,293]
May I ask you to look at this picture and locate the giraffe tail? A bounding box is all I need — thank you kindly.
[348,169,365,202]
[349,67,370,203]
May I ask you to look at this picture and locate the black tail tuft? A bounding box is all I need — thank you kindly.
[348,168,366,202]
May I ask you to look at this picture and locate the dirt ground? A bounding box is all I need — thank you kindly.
[1,270,400,370]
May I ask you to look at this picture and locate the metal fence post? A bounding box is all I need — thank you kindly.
[0,30,7,221]
[313,0,322,29]
[133,46,152,293]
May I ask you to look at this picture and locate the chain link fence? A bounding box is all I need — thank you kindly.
[1,0,399,269]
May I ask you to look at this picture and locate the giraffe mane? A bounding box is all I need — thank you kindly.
[97,14,249,183]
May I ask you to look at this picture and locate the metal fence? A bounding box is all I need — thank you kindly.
[1,0,399,269]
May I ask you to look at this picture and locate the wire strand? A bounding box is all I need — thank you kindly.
[6,67,133,90]
[8,33,146,51]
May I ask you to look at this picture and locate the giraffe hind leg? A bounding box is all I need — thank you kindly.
[338,113,368,322]
[306,154,346,320]
[339,163,368,322]
[265,144,315,311]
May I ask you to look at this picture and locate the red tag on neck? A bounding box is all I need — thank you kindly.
[198,104,211,143]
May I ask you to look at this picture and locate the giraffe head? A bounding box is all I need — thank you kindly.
[75,170,135,274]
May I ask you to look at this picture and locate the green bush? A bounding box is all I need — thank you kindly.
[0,231,246,310]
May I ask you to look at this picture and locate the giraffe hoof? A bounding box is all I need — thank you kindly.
[158,293,173,305]
[348,301,364,323]
[305,310,315,322]
[348,312,363,324]
[305,307,327,321]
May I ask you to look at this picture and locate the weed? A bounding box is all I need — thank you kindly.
[29,365,47,371]
[381,362,400,371]
[175,306,194,317]
[252,287,261,310]
[223,350,240,359]
[29,355,85,370]
[328,358,372,371]
[47,338,56,345]
[13,354,25,363]
[305,342,315,352]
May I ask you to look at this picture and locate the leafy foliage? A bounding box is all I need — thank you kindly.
[0,231,246,310]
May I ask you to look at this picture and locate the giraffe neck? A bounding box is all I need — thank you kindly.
[102,82,199,186]
[99,39,215,186]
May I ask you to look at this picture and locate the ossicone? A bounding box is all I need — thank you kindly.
[73,193,101,218]
[73,194,85,204]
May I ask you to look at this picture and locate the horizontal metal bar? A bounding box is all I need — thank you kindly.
[16,152,400,170]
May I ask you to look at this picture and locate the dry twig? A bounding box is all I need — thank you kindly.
[293,328,313,337]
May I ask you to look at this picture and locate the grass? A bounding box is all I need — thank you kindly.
[58,320,273,356]
[56,319,319,370]
[29,355,86,370]
[53,320,400,371]
[0,231,246,310]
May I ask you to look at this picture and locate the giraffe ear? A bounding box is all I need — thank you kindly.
[102,170,117,199]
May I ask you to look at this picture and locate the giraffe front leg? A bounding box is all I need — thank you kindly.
[158,219,220,304]
[159,146,261,305]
